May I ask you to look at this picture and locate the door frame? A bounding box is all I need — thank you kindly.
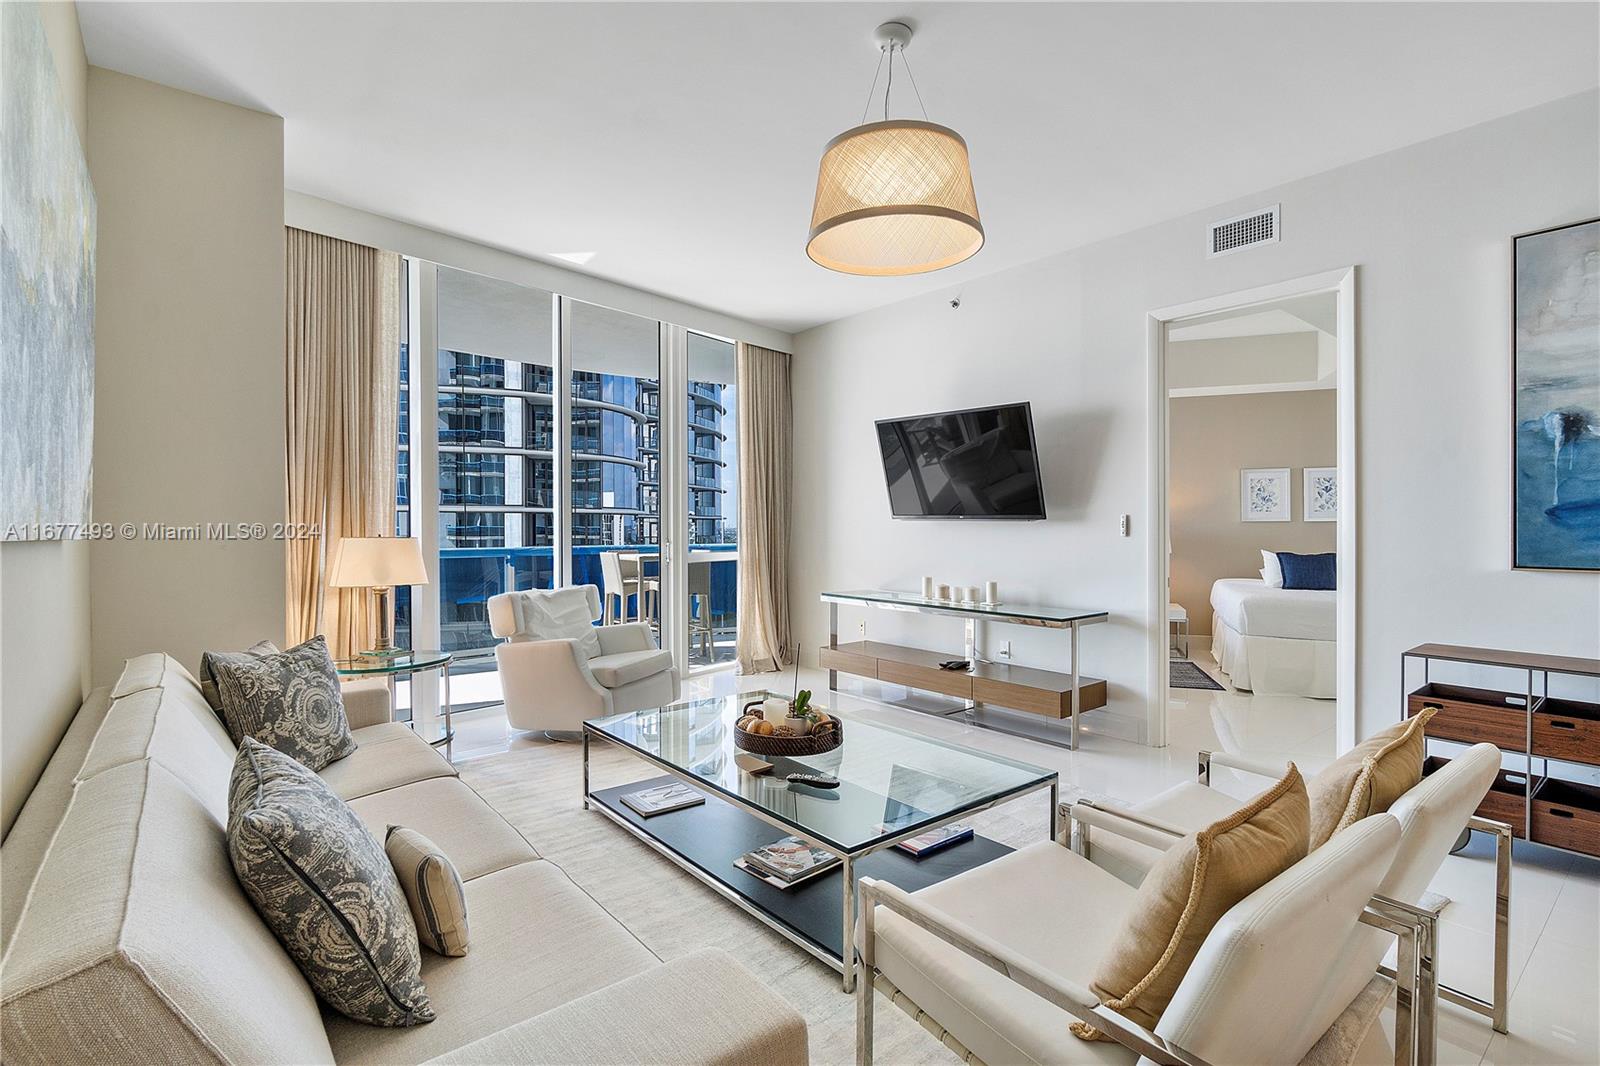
[1145,267,1358,751]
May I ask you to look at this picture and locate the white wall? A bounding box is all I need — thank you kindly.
[86,69,286,684]
[792,91,1600,744]
[1,2,93,838]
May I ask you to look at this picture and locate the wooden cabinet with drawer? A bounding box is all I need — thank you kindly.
[1531,779,1600,857]
[1532,698,1600,766]
[1408,683,1531,749]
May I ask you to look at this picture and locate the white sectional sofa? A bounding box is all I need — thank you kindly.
[0,653,808,1065]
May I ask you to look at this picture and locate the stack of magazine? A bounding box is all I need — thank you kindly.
[736,836,841,889]
[619,781,705,818]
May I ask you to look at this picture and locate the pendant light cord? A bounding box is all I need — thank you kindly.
[883,44,894,121]
[859,48,886,125]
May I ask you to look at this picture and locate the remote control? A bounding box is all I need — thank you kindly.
[786,773,840,789]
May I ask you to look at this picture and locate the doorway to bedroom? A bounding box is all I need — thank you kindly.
[1149,269,1356,759]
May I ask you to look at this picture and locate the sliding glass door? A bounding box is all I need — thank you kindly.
[567,300,663,632]
[686,332,738,667]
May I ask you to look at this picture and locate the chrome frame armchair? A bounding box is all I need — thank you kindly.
[856,815,1430,1066]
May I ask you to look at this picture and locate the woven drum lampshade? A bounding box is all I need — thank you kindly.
[807,119,983,276]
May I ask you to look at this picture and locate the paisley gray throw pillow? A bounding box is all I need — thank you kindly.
[211,635,356,771]
[198,639,279,714]
[227,738,434,1027]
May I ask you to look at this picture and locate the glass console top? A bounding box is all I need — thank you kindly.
[823,588,1106,624]
[587,691,1056,853]
[334,650,452,675]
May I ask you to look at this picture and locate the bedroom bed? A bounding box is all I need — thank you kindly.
[1209,577,1336,698]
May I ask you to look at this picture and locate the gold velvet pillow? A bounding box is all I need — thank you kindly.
[1307,707,1435,848]
[386,826,470,957]
[1074,765,1309,1039]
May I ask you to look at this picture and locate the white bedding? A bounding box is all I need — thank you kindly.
[1209,578,1335,642]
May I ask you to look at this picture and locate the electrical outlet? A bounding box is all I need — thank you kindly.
[858,620,866,638]
[998,640,1012,660]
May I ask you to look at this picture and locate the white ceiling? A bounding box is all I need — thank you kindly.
[78,2,1599,334]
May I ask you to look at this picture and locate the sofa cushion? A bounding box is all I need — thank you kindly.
[0,687,114,952]
[387,826,471,957]
[870,841,1135,1066]
[1084,765,1309,1035]
[1309,708,1433,848]
[76,683,237,822]
[321,725,457,801]
[228,739,434,1028]
[424,949,810,1066]
[587,647,674,688]
[349,776,537,880]
[326,859,660,1064]
[0,759,335,1065]
[110,652,201,699]
[211,635,357,771]
[199,639,279,713]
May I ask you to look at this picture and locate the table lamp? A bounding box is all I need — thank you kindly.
[328,536,429,657]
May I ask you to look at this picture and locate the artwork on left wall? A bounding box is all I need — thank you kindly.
[1513,218,1599,571]
[1,1,97,537]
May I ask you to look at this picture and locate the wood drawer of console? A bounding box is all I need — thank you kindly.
[819,644,877,677]
[876,659,973,700]
[1408,683,1530,749]
[1532,698,1600,766]
[1531,779,1600,857]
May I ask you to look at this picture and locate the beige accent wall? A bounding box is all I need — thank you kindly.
[1169,390,1336,637]
[86,69,286,684]
[1,3,93,838]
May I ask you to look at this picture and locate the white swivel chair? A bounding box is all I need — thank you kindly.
[488,585,680,737]
[858,814,1421,1066]
[1069,743,1511,1040]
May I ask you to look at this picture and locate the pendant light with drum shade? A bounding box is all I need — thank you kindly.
[807,22,983,276]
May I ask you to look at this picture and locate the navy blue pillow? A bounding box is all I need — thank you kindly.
[1277,552,1336,590]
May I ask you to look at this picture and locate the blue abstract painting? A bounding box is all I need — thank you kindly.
[1514,218,1600,571]
[1,1,96,535]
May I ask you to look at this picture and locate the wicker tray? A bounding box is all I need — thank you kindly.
[733,699,843,757]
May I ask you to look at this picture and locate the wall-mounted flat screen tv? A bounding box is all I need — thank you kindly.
[875,403,1046,519]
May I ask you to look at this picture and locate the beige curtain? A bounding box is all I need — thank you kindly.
[735,343,794,674]
[285,228,401,658]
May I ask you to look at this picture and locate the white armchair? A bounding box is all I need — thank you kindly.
[857,814,1420,1066]
[1069,743,1511,1039]
[488,585,680,737]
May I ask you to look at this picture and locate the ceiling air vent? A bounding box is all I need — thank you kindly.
[1208,204,1280,258]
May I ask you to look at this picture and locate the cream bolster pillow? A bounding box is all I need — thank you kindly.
[1074,764,1310,1039]
[1307,706,1435,848]
[386,826,470,957]
[228,738,435,1028]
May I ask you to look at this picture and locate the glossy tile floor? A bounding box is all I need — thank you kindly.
[443,651,1599,1065]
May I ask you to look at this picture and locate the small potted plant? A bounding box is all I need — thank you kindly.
[785,689,815,736]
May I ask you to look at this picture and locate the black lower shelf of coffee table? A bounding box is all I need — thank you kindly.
[589,774,1015,963]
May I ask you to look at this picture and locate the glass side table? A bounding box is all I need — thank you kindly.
[334,650,454,747]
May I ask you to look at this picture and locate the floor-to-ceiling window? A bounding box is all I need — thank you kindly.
[568,300,662,629]
[686,332,738,666]
[435,266,556,709]
[393,264,745,729]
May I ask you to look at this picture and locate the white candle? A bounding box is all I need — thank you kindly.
[965,585,981,603]
[936,583,951,601]
[921,576,935,600]
[984,580,999,604]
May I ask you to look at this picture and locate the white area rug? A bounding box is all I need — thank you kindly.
[459,738,1054,1066]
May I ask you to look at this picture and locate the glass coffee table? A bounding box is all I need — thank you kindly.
[583,691,1058,991]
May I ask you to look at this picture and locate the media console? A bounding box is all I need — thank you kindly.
[819,589,1108,749]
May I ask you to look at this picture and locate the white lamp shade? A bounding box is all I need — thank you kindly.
[808,120,983,276]
[327,537,429,588]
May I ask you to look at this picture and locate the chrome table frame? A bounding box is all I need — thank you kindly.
[582,719,1059,992]
[822,591,1109,750]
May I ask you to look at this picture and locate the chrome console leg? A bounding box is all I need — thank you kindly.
[829,602,839,692]
[581,729,591,810]
[1068,618,1081,750]
[1049,780,1059,842]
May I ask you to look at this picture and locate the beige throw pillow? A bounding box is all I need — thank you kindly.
[1075,765,1310,1039]
[386,826,470,957]
[1307,707,1434,848]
